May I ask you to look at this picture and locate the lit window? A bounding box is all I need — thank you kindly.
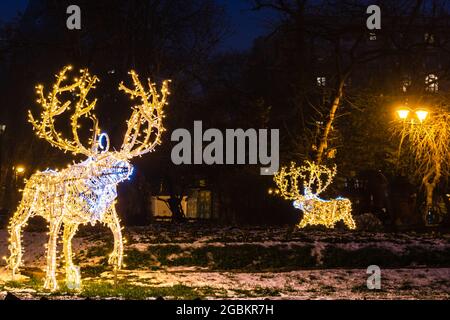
[424,33,435,44]
[402,77,411,92]
[425,74,438,92]
[317,77,326,87]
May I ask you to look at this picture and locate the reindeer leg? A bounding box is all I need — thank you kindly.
[342,201,356,230]
[43,218,63,291]
[63,223,81,290]
[298,212,309,228]
[343,213,356,230]
[8,202,33,278]
[103,205,124,271]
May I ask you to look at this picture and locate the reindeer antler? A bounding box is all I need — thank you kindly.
[274,161,337,199]
[119,70,170,158]
[29,66,100,156]
[274,162,305,200]
[301,161,337,195]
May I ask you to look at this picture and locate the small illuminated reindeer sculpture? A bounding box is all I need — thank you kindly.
[274,161,356,229]
[7,66,170,290]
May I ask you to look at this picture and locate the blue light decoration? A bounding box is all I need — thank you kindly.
[6,66,170,291]
[97,132,110,153]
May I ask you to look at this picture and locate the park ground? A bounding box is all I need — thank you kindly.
[0,224,449,300]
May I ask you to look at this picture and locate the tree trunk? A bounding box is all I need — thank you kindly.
[168,196,186,222]
[422,163,441,224]
[316,80,346,164]
[425,182,433,210]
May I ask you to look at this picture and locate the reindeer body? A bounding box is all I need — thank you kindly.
[16,155,131,225]
[293,190,355,229]
[275,161,356,230]
[7,66,169,291]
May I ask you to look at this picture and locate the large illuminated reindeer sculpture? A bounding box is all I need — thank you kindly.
[7,66,170,291]
[274,161,356,229]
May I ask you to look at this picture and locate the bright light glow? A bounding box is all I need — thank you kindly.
[415,110,429,123]
[7,66,169,291]
[397,109,410,120]
[16,166,25,174]
[274,161,355,229]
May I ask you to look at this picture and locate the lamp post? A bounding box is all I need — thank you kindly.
[13,165,26,186]
[396,106,429,123]
[15,165,25,177]
[395,106,429,163]
[394,105,449,227]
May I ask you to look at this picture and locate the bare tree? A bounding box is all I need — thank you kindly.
[393,104,450,223]
[251,0,435,164]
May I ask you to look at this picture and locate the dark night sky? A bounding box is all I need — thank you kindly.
[0,0,28,21]
[0,0,276,52]
[216,0,276,51]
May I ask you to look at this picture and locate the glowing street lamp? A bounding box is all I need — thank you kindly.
[393,104,449,227]
[397,108,410,120]
[394,105,430,169]
[16,166,25,174]
[415,110,429,123]
[396,106,429,123]
[267,188,280,196]
[13,165,26,186]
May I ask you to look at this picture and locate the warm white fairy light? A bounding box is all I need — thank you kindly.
[6,66,170,291]
[274,161,356,229]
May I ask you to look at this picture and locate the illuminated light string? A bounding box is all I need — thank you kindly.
[6,66,170,291]
[274,161,356,229]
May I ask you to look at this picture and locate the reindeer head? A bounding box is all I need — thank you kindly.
[29,66,170,184]
[274,161,337,210]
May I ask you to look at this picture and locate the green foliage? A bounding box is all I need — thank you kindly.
[80,282,200,300]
